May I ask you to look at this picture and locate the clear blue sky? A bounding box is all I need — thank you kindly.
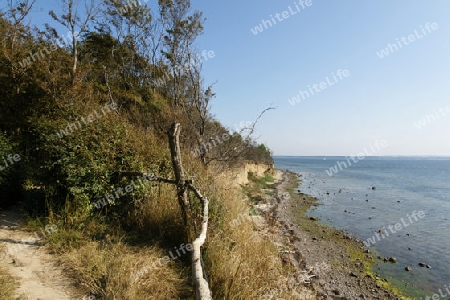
[15,1,450,156]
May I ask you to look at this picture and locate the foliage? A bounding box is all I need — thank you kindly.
[0,132,23,207]
[0,1,278,298]
[244,142,274,164]
[0,132,13,187]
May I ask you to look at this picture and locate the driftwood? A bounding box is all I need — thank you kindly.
[121,123,212,299]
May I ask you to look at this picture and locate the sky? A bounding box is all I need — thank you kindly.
[11,0,450,156]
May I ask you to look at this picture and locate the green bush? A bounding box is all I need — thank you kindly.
[27,95,169,224]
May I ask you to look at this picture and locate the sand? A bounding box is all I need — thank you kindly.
[0,209,79,300]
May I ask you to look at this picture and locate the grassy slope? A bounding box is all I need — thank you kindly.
[18,167,289,299]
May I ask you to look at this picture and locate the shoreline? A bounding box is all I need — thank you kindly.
[270,169,408,299]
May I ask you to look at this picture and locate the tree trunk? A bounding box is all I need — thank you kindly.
[72,34,77,83]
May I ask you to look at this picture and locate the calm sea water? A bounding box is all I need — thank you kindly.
[274,156,450,298]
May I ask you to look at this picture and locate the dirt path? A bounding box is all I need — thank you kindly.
[0,209,77,300]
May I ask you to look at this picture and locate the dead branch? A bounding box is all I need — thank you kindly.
[119,171,177,185]
[239,106,275,138]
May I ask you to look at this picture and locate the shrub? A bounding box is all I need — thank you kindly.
[0,132,23,208]
[0,131,13,187]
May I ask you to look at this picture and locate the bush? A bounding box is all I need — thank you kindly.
[25,90,171,225]
[0,132,23,208]
[0,131,13,187]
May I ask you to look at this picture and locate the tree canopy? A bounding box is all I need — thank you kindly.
[0,0,273,212]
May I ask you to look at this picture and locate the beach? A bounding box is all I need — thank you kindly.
[257,169,402,299]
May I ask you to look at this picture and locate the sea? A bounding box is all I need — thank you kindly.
[274,156,450,298]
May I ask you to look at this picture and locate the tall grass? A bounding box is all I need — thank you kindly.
[58,241,190,299]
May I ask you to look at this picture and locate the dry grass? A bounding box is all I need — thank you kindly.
[0,244,18,300]
[128,183,185,245]
[202,172,286,299]
[0,268,17,300]
[41,153,313,299]
[45,182,193,299]
[59,240,190,299]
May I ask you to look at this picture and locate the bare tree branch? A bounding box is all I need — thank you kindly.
[239,106,276,139]
[119,172,177,185]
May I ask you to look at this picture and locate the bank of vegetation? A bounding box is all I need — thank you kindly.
[0,0,289,299]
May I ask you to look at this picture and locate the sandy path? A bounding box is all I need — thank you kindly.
[0,209,76,300]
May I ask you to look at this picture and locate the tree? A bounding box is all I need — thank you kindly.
[191,107,275,167]
[103,0,163,66]
[159,0,204,106]
[1,0,36,94]
[49,0,101,83]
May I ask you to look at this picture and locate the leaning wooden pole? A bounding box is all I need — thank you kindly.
[168,123,190,227]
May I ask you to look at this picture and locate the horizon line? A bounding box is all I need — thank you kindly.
[273,155,450,157]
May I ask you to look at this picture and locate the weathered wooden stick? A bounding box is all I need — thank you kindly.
[187,183,212,300]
